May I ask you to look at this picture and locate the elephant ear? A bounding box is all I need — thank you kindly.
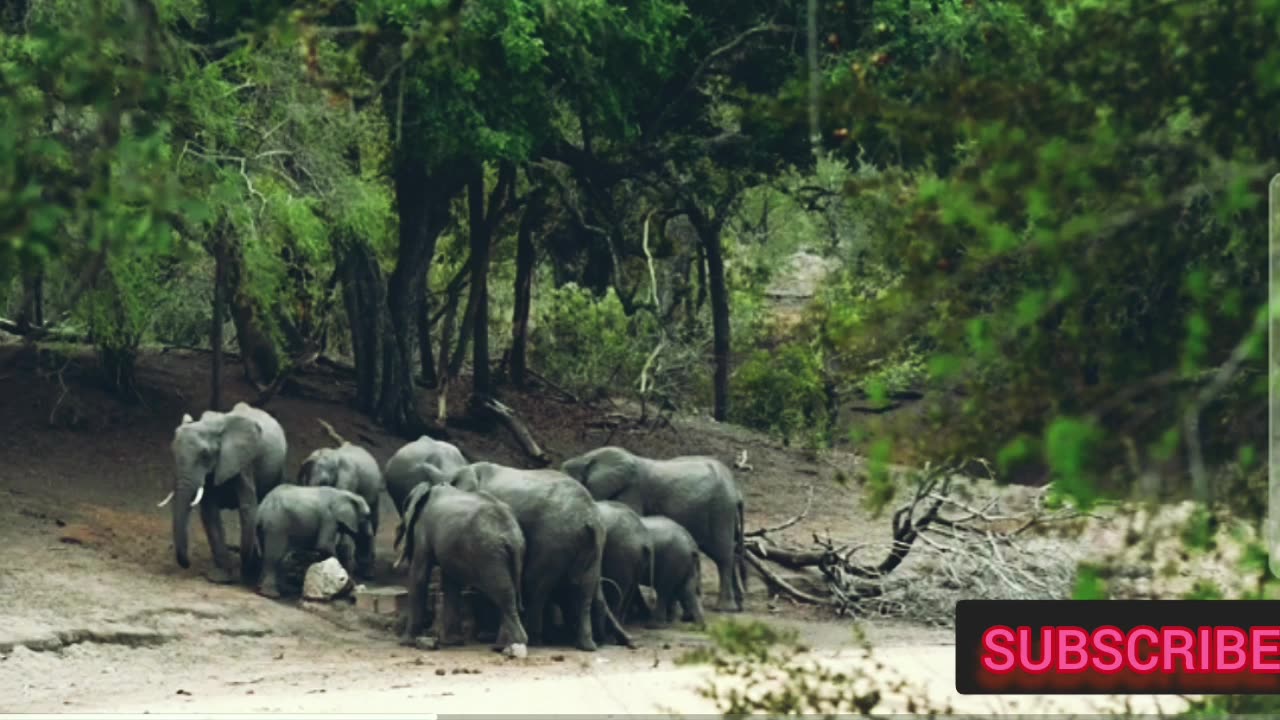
[333,492,368,536]
[394,483,434,569]
[448,465,480,492]
[419,462,451,487]
[214,414,263,484]
[297,452,321,485]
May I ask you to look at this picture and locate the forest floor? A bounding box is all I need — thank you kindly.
[0,339,1187,714]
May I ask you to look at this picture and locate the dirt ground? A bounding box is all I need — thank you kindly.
[0,340,1176,714]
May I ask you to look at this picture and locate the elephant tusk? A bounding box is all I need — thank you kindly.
[157,491,174,508]
[190,486,205,507]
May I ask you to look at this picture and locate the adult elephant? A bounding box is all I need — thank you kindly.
[396,482,528,654]
[425,461,631,651]
[561,446,746,612]
[383,436,468,516]
[298,441,384,578]
[160,402,288,584]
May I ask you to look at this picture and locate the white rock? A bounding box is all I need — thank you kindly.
[302,558,353,601]
[504,643,527,659]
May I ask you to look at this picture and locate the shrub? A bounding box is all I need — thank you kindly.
[730,342,831,447]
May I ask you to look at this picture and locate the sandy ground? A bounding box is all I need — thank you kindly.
[0,342,1180,715]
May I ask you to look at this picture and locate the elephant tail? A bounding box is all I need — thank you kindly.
[395,485,432,571]
[504,539,524,616]
[693,548,704,597]
[735,498,748,595]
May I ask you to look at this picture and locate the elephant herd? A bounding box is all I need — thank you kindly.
[160,402,748,655]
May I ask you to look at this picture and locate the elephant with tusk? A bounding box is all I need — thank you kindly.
[163,402,289,585]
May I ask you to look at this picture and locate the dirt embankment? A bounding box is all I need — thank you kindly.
[1,341,965,712]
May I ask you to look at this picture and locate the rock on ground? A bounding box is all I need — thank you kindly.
[302,558,353,601]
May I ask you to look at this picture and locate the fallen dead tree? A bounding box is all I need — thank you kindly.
[742,460,1089,623]
[469,394,550,466]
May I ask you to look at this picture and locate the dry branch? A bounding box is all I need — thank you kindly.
[745,481,813,537]
[739,460,1077,619]
[471,394,549,465]
[317,418,346,446]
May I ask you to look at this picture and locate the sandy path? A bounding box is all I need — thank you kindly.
[74,644,1189,715]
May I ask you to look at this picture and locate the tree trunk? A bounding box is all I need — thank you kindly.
[14,270,43,333]
[697,219,731,422]
[210,241,226,412]
[449,292,474,378]
[32,271,43,327]
[223,240,281,387]
[417,283,438,388]
[510,191,544,388]
[340,241,384,413]
[376,161,458,435]
[467,170,493,397]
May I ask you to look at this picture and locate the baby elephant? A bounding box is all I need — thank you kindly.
[637,515,705,628]
[596,500,653,624]
[396,483,528,655]
[255,485,374,599]
[298,441,385,579]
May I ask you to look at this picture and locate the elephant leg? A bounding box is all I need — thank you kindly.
[257,533,287,599]
[199,500,235,584]
[631,587,653,623]
[651,589,671,626]
[679,579,706,628]
[439,577,466,646]
[357,496,378,580]
[335,536,357,576]
[236,481,259,585]
[707,518,744,612]
[710,550,741,613]
[470,593,499,643]
[400,552,435,645]
[489,584,527,651]
[569,579,598,652]
[520,556,557,646]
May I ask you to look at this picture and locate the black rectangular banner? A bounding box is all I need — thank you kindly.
[955,600,1280,694]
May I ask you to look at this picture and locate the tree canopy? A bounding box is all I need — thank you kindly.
[2,0,1274,518]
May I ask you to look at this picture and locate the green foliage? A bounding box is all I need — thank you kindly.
[1070,563,1108,600]
[678,617,947,717]
[731,344,830,447]
[528,283,660,399]
[818,0,1275,498]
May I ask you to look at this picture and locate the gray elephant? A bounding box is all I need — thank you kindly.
[426,461,631,651]
[254,484,374,598]
[383,436,468,516]
[636,515,705,628]
[596,500,653,624]
[561,445,746,612]
[298,441,384,578]
[161,402,288,584]
[395,482,528,653]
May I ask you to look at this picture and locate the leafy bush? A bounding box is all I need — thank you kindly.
[730,343,831,447]
[528,283,660,400]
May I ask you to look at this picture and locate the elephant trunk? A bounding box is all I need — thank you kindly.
[172,483,199,569]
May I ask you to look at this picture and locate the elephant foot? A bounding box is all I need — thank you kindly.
[257,583,282,599]
[206,567,236,585]
[575,636,598,652]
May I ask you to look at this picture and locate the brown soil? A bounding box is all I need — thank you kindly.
[0,340,950,712]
